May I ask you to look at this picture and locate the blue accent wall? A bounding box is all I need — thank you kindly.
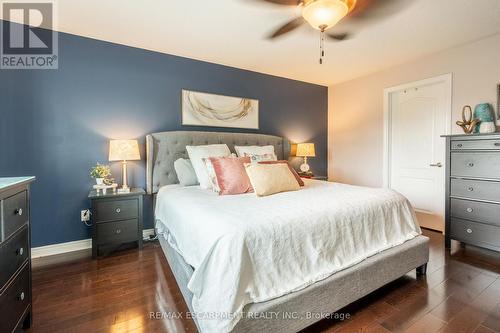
[0,29,328,247]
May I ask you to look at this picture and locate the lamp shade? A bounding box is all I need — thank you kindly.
[109,140,140,161]
[302,0,349,31]
[296,143,316,157]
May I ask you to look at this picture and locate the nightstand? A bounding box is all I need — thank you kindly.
[89,188,144,258]
[311,176,328,181]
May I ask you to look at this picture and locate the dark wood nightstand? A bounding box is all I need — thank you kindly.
[311,176,328,181]
[89,188,144,258]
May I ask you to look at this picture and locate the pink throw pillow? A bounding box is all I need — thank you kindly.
[258,160,304,186]
[208,156,254,195]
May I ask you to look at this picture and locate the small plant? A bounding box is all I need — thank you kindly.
[90,163,111,179]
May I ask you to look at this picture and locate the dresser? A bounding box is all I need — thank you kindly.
[444,133,500,251]
[89,188,144,258]
[0,177,35,333]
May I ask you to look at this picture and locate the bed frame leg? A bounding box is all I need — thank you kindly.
[416,263,427,276]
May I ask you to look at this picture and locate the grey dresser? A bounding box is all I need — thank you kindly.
[444,133,500,251]
[0,177,35,332]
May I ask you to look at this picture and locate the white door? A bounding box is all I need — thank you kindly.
[385,75,451,232]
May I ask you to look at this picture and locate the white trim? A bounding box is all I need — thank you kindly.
[31,228,155,259]
[382,73,453,188]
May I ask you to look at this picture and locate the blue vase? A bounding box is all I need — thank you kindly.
[473,103,494,133]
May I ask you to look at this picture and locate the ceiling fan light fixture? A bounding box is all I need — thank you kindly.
[302,0,349,31]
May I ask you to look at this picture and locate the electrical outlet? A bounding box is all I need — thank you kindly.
[81,209,90,222]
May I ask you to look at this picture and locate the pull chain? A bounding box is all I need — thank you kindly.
[319,25,326,64]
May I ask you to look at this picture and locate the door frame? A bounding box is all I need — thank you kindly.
[382,73,453,188]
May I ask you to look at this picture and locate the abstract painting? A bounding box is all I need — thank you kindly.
[181,90,259,129]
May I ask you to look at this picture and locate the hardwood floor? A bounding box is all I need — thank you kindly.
[27,230,500,333]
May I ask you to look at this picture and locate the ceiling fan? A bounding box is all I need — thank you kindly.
[254,0,411,64]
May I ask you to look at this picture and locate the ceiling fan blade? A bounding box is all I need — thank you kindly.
[349,0,413,21]
[268,17,305,39]
[255,0,302,6]
[327,32,350,41]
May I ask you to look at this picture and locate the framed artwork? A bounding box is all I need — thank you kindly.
[497,84,500,120]
[181,89,259,129]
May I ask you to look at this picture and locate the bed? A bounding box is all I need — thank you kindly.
[146,131,429,333]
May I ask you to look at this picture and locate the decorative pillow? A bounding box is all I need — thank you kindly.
[244,153,278,163]
[186,144,231,189]
[235,145,276,157]
[244,163,300,197]
[204,156,253,195]
[174,158,198,186]
[258,160,304,186]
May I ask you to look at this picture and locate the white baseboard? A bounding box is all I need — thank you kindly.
[32,228,155,259]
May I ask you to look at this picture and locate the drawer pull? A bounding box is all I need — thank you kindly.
[115,229,122,234]
[17,247,24,256]
[466,228,473,234]
[14,208,23,216]
[467,187,474,192]
[495,142,500,147]
[467,162,474,167]
[466,207,474,213]
[19,292,25,301]
[456,144,463,148]
[115,208,121,213]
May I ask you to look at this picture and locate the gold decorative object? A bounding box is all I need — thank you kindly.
[456,105,480,134]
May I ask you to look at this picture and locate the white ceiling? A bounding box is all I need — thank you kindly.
[4,0,500,85]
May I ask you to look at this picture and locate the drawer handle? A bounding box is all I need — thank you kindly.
[14,208,23,216]
[115,208,121,213]
[466,228,473,234]
[17,247,24,256]
[495,142,500,147]
[467,162,474,167]
[19,292,25,301]
[115,229,122,234]
[466,207,474,213]
[467,187,474,192]
[456,143,463,148]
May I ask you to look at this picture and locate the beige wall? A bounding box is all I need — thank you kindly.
[328,33,500,187]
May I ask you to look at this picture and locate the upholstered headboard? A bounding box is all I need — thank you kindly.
[146,131,291,194]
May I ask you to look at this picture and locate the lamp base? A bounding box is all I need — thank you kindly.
[117,187,130,194]
[300,163,310,173]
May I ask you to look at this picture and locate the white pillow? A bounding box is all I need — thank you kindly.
[244,153,277,163]
[174,158,198,186]
[186,144,231,189]
[235,145,276,157]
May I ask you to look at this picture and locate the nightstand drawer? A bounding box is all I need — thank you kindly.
[1,190,28,242]
[451,139,500,150]
[451,152,500,179]
[96,219,138,245]
[94,198,138,222]
[0,226,29,290]
[450,218,500,251]
[451,178,500,202]
[450,198,500,227]
[0,263,30,333]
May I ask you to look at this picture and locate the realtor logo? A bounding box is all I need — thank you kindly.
[1,1,58,69]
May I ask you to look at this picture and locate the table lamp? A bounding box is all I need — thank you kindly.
[109,139,140,193]
[296,143,316,173]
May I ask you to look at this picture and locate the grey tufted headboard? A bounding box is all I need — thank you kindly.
[146,131,291,194]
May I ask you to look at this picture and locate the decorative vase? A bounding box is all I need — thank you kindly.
[473,103,495,133]
[479,122,496,134]
[95,178,104,185]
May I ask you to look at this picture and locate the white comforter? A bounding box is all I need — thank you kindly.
[155,179,421,333]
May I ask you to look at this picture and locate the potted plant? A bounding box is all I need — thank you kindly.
[90,163,111,185]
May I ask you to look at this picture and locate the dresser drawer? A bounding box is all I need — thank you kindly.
[94,198,138,222]
[96,219,138,245]
[450,198,500,227]
[0,263,30,333]
[0,226,29,290]
[450,218,500,251]
[1,190,28,242]
[451,178,500,202]
[451,152,500,179]
[451,139,500,150]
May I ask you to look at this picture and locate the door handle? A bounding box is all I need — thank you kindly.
[429,162,442,167]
